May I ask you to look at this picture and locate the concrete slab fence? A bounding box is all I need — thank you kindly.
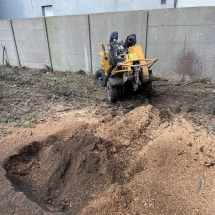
[0,7,215,82]
[0,20,20,67]
[147,7,215,82]
[45,15,91,72]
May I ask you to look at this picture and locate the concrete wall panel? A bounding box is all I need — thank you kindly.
[12,18,51,68]
[0,20,19,66]
[0,21,11,30]
[51,54,90,71]
[14,30,47,42]
[89,11,148,72]
[12,19,44,29]
[0,31,13,40]
[47,29,87,42]
[46,15,91,72]
[50,42,90,55]
[147,7,215,82]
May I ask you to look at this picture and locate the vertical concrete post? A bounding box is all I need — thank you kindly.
[42,17,53,69]
[145,10,149,58]
[88,14,93,73]
[9,19,21,67]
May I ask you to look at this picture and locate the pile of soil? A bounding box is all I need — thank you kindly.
[0,65,215,214]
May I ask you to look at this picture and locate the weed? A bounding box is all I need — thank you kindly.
[20,75,32,84]
[63,102,70,106]
[49,76,70,88]
[49,77,61,86]
[208,121,215,130]
[17,88,31,94]
[62,77,68,82]
[30,112,38,117]
[76,70,86,75]
[87,86,98,92]
[49,77,59,83]
[5,70,18,79]
[21,119,38,128]
[6,113,13,121]
[52,92,64,100]
[1,113,19,123]
[61,71,69,76]
[75,97,86,103]
[46,66,53,72]
[85,109,91,114]
[21,120,31,128]
[2,86,9,94]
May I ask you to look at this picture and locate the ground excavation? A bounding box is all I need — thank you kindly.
[0,66,215,215]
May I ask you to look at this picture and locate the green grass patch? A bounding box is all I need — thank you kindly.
[49,77,59,83]
[86,86,99,92]
[63,102,70,106]
[21,119,38,128]
[5,70,18,78]
[1,113,20,123]
[17,88,31,94]
[30,112,38,117]
[208,121,215,130]
[76,70,86,75]
[75,97,87,103]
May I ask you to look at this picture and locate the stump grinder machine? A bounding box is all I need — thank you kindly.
[94,31,158,102]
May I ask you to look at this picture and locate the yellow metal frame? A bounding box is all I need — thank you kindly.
[98,43,110,72]
[98,43,158,82]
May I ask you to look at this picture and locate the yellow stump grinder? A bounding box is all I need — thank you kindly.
[94,31,158,102]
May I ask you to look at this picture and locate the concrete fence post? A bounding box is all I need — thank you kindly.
[145,10,149,58]
[88,14,93,73]
[9,19,21,67]
[42,17,53,69]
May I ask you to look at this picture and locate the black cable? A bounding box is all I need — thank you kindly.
[105,65,115,85]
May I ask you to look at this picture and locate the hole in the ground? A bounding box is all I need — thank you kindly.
[3,132,144,214]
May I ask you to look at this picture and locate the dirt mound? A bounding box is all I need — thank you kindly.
[3,106,157,214]
[4,134,110,214]
[3,105,215,215]
[4,127,149,214]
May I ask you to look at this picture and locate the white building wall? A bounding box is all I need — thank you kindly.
[0,0,175,20]
[177,0,215,8]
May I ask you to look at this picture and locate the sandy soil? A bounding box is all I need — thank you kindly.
[0,65,215,215]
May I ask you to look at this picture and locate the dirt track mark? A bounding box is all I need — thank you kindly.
[3,129,148,214]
